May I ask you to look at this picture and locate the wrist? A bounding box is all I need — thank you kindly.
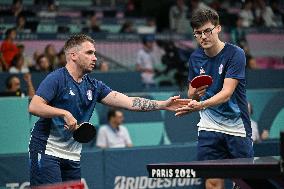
[61,110,71,118]
[200,101,206,110]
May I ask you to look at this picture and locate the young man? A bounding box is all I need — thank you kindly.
[175,9,254,189]
[28,34,188,187]
[96,109,132,148]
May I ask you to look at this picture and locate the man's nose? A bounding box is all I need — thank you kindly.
[93,55,97,61]
[201,32,207,39]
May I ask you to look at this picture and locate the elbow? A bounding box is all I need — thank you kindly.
[28,101,36,115]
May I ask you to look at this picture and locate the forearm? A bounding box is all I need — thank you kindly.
[29,97,68,118]
[129,97,164,111]
[102,91,165,111]
[202,90,231,109]
[26,81,35,98]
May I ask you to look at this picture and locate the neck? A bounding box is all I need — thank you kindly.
[109,122,119,129]
[65,62,84,83]
[204,40,225,57]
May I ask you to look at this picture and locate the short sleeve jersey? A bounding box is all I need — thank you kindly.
[188,43,251,137]
[29,67,112,161]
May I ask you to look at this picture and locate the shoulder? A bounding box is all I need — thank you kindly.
[85,75,107,88]
[120,125,129,132]
[190,47,204,60]
[137,49,146,56]
[225,43,245,56]
[98,125,109,132]
[40,68,66,86]
[46,67,65,79]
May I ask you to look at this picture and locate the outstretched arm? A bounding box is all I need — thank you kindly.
[101,91,190,112]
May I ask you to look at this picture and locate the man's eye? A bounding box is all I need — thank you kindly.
[195,32,202,35]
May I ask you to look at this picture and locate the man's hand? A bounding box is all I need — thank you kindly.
[63,111,78,131]
[175,100,203,116]
[190,85,208,100]
[23,73,32,83]
[162,96,192,111]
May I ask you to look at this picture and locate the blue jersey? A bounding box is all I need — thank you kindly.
[29,67,112,161]
[188,43,251,137]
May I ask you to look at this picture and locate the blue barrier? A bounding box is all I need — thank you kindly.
[0,141,279,189]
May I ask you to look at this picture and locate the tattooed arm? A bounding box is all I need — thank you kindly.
[101,91,188,111]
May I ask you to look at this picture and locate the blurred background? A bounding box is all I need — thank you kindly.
[0,0,283,188]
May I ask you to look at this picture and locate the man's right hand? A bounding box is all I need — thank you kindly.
[63,111,78,131]
[190,85,208,100]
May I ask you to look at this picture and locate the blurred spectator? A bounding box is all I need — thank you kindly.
[32,50,41,66]
[30,54,51,72]
[125,0,140,17]
[44,44,57,70]
[230,16,247,47]
[0,52,7,72]
[270,0,284,26]
[242,45,258,69]
[254,0,278,27]
[96,109,132,148]
[9,54,30,73]
[239,0,254,27]
[99,62,109,72]
[119,21,135,33]
[190,0,211,10]
[95,58,109,72]
[38,1,57,18]
[16,15,31,33]
[169,0,190,34]
[147,17,157,28]
[136,34,157,89]
[17,43,32,68]
[146,17,157,33]
[248,102,260,142]
[82,15,102,33]
[0,28,19,70]
[261,129,270,140]
[156,40,190,90]
[0,74,35,98]
[56,49,67,69]
[11,0,23,17]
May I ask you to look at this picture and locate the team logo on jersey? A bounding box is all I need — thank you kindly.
[69,89,75,96]
[87,90,92,101]
[199,67,205,75]
[218,64,223,74]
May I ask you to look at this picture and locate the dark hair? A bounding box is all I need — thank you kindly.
[11,53,24,67]
[36,54,46,65]
[5,75,19,89]
[5,27,17,39]
[190,8,219,29]
[107,108,120,121]
[64,34,95,53]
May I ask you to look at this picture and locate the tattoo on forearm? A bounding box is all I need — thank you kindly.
[132,97,158,111]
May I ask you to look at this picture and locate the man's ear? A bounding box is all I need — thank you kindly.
[217,25,222,33]
[70,52,78,61]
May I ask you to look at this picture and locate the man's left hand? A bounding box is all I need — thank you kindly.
[163,96,192,111]
[175,100,203,116]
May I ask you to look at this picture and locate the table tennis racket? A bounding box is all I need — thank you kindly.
[191,75,213,88]
[73,122,96,143]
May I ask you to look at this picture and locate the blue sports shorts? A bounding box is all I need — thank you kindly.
[197,130,254,161]
[29,151,81,187]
